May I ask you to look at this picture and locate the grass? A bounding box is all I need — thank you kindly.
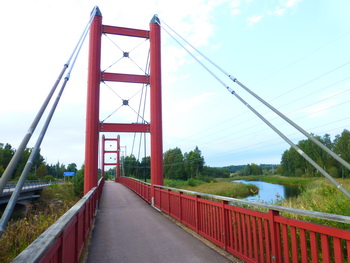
[164,178,207,188]
[277,178,350,230]
[0,183,80,263]
[226,175,318,186]
[178,176,350,230]
[173,180,259,199]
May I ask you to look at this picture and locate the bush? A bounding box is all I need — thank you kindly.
[43,175,55,182]
[26,173,38,181]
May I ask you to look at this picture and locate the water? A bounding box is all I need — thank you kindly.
[233,180,303,204]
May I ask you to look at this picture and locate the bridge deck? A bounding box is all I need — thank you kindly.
[86,181,232,263]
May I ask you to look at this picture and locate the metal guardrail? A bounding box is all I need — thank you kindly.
[2,180,64,194]
[119,177,350,225]
[118,177,350,263]
[157,185,350,225]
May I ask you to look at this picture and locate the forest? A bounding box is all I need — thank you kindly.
[280,129,350,178]
[1,128,349,180]
[120,146,230,181]
[0,143,80,181]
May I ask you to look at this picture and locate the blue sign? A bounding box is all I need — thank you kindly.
[64,172,75,176]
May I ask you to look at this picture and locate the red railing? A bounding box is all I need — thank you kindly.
[118,177,350,263]
[13,178,105,263]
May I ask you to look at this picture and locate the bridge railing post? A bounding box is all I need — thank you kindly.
[221,200,228,250]
[195,195,200,233]
[179,191,183,223]
[269,209,282,262]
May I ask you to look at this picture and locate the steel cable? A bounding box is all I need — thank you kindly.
[160,18,350,175]
[159,18,350,199]
[0,6,99,237]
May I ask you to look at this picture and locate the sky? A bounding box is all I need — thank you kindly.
[1,0,350,169]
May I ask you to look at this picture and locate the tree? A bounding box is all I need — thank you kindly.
[280,130,350,178]
[250,163,262,175]
[36,163,48,178]
[333,129,350,178]
[123,155,139,177]
[67,163,78,173]
[183,146,204,179]
[163,148,184,180]
[73,165,84,196]
[0,143,15,172]
[140,156,150,180]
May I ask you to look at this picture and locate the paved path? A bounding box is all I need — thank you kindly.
[87,181,232,263]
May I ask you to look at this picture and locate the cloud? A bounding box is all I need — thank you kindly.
[247,15,264,26]
[269,7,286,16]
[230,0,240,8]
[231,9,241,15]
[267,0,303,17]
[284,0,302,8]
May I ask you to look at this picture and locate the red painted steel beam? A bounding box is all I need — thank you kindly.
[101,72,149,84]
[84,9,102,194]
[101,135,105,179]
[149,16,164,186]
[103,25,149,38]
[116,135,120,180]
[100,123,150,133]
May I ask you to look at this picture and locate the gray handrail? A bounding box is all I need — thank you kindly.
[154,184,350,224]
[12,186,97,262]
[121,177,350,225]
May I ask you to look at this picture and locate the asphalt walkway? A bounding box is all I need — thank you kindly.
[86,181,232,263]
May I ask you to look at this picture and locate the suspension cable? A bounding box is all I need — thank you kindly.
[159,19,350,200]
[0,6,99,196]
[0,7,98,237]
[160,18,350,174]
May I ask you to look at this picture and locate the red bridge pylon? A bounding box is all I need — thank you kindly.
[84,7,163,194]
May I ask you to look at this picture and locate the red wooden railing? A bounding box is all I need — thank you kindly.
[13,178,104,263]
[118,177,350,263]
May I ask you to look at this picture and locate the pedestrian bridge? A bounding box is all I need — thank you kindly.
[3,6,350,263]
[14,177,350,263]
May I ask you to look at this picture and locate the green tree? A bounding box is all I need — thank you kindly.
[73,165,85,196]
[0,143,15,173]
[333,129,350,178]
[250,163,262,175]
[183,146,204,179]
[36,163,48,178]
[163,148,184,180]
[140,156,150,180]
[67,163,78,173]
[124,155,139,177]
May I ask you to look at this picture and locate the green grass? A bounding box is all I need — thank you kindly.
[226,175,317,186]
[172,181,259,199]
[0,183,80,262]
[164,178,208,188]
[277,178,350,230]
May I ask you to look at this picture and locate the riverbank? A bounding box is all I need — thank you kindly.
[0,183,80,262]
[220,175,350,229]
[166,179,259,199]
[219,175,318,186]
[277,178,350,229]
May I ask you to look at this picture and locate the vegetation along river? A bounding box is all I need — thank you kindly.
[233,180,303,203]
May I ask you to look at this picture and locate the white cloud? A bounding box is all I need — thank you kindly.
[285,0,302,8]
[269,7,286,16]
[230,0,240,8]
[232,9,241,15]
[247,15,264,26]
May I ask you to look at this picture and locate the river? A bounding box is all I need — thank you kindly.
[233,180,303,204]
